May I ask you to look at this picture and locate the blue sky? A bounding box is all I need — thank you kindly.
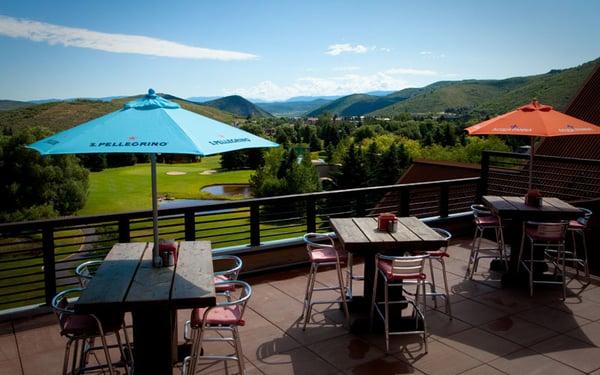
[0,0,599,101]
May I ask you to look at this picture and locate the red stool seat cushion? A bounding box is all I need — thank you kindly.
[525,227,564,242]
[61,313,123,336]
[425,250,449,258]
[568,220,585,230]
[377,260,426,282]
[475,216,500,227]
[214,274,236,292]
[191,306,245,327]
[309,247,347,264]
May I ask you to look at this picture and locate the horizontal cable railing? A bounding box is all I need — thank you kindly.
[480,150,600,202]
[0,176,480,311]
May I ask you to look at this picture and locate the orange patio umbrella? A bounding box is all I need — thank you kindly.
[465,99,600,190]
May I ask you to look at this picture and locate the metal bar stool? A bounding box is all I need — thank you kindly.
[301,232,350,330]
[370,254,428,354]
[75,260,103,288]
[466,204,508,279]
[416,228,452,319]
[346,252,364,300]
[517,221,569,299]
[52,288,133,375]
[182,280,252,375]
[565,208,593,282]
[184,255,244,342]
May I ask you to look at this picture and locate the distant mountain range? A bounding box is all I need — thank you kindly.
[1,58,597,122]
[309,58,599,117]
[202,95,273,118]
[0,95,236,133]
[0,100,34,111]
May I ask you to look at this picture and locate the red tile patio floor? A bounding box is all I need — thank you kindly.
[2,238,600,374]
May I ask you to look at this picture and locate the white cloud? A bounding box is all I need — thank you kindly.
[0,15,257,61]
[419,51,445,59]
[325,43,368,56]
[225,72,408,101]
[379,47,392,52]
[385,67,437,76]
[333,66,360,72]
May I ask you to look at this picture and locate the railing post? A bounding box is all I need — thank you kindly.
[250,203,260,247]
[184,211,196,241]
[42,226,56,306]
[355,191,366,216]
[399,187,410,217]
[118,217,130,243]
[477,151,490,202]
[306,197,316,233]
[440,183,449,218]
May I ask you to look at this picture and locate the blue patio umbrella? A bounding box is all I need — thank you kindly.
[28,89,278,266]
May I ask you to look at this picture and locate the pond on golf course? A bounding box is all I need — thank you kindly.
[159,184,252,209]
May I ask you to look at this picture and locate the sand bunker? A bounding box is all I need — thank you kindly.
[200,170,217,175]
[166,171,187,176]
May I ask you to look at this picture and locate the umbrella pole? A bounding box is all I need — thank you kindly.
[151,153,160,267]
[528,137,534,191]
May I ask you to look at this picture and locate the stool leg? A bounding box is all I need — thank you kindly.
[336,260,350,328]
[98,332,115,375]
[499,226,508,269]
[347,253,354,299]
[572,230,580,278]
[582,231,590,279]
[529,240,534,297]
[62,339,73,375]
[233,327,246,375]
[384,278,390,353]
[301,263,315,319]
[428,258,437,308]
[440,258,452,319]
[303,263,318,330]
[466,226,479,279]
[369,266,379,332]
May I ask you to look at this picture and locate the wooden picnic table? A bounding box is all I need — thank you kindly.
[482,195,582,285]
[75,241,216,375]
[330,217,447,310]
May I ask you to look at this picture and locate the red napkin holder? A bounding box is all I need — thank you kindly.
[378,213,397,231]
[158,239,178,264]
[525,189,542,208]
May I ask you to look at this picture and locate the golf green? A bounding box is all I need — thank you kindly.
[79,155,253,215]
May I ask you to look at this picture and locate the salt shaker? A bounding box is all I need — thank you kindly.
[388,219,398,233]
[167,251,175,266]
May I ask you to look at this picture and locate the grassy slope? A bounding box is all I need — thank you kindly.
[256,98,332,117]
[0,100,34,111]
[203,95,273,118]
[0,96,238,133]
[307,94,397,116]
[80,155,253,215]
[371,58,599,116]
[477,59,599,113]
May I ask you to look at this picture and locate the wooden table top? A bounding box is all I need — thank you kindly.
[482,195,581,220]
[75,241,216,314]
[330,216,447,254]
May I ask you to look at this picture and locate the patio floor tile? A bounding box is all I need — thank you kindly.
[395,339,482,375]
[489,348,584,375]
[438,327,523,363]
[517,305,591,333]
[481,316,558,347]
[449,299,507,326]
[531,334,600,373]
[307,333,385,371]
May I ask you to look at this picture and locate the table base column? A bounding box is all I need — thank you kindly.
[132,307,177,375]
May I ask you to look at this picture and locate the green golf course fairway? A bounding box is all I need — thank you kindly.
[79,155,253,215]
